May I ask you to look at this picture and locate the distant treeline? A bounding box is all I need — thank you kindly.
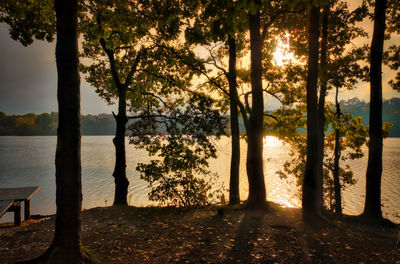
[0,112,115,135]
[340,97,400,137]
[1,97,399,136]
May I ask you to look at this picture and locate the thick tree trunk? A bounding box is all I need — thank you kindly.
[246,1,267,209]
[333,87,342,214]
[362,0,387,220]
[302,4,320,223]
[113,89,129,205]
[316,6,329,211]
[227,35,240,205]
[20,0,86,262]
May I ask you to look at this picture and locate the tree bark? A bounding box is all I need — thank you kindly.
[316,6,329,211]
[246,1,267,209]
[302,4,320,223]
[333,86,342,214]
[113,88,129,205]
[19,0,86,262]
[227,35,240,205]
[362,0,387,220]
[99,40,139,206]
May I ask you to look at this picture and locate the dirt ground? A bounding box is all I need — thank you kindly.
[1,204,399,263]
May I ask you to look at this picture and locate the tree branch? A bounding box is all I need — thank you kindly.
[158,44,230,96]
[123,52,141,88]
[263,113,279,121]
[244,91,251,114]
[207,48,228,76]
[100,38,122,89]
[261,9,306,43]
[236,96,250,131]
[127,114,179,120]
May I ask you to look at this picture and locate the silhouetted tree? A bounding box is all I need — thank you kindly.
[184,0,247,205]
[302,2,321,223]
[42,0,86,261]
[246,0,267,209]
[362,0,387,220]
[80,0,191,205]
[1,0,88,261]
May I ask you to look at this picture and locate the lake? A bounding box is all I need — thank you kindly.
[0,136,399,223]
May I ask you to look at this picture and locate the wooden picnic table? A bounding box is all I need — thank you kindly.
[0,186,40,226]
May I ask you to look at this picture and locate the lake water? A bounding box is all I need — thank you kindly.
[0,136,399,223]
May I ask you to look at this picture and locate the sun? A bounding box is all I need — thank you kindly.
[272,34,294,66]
[263,136,283,147]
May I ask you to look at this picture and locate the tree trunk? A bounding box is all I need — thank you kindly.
[302,4,320,223]
[362,0,387,220]
[333,86,342,214]
[316,6,329,211]
[246,1,267,209]
[20,0,86,262]
[113,89,129,205]
[227,35,240,205]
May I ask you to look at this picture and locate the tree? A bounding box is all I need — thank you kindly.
[302,2,321,223]
[332,87,343,214]
[130,93,226,207]
[1,0,87,262]
[362,0,388,220]
[384,0,400,91]
[43,0,86,261]
[245,0,267,209]
[80,0,189,205]
[315,3,329,210]
[80,0,145,205]
[266,0,369,217]
[184,0,247,205]
[187,0,305,208]
[325,102,368,214]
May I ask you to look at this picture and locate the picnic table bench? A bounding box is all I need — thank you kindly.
[0,186,40,226]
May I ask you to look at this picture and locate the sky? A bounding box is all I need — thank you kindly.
[0,25,113,115]
[0,4,399,115]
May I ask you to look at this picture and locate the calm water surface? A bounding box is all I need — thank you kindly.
[0,136,399,223]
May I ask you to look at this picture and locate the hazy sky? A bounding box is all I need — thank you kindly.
[0,6,399,115]
[0,25,113,115]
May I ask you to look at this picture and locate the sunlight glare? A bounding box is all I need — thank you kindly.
[263,136,283,147]
[272,34,294,66]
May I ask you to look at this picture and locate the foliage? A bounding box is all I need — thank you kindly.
[0,0,55,46]
[341,97,400,136]
[382,0,400,91]
[269,105,367,207]
[269,101,393,210]
[130,93,227,207]
[79,0,195,106]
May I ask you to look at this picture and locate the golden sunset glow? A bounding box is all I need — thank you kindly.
[272,34,294,66]
[263,136,283,147]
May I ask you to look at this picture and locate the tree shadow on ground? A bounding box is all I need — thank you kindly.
[223,209,265,263]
